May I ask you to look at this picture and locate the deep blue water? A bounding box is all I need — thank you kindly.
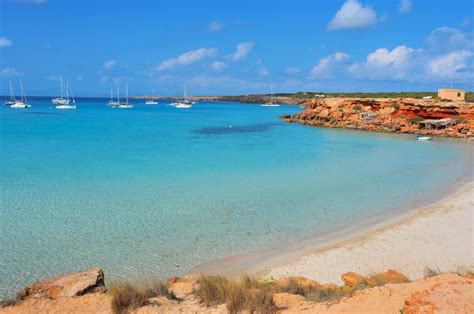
[0,97,471,297]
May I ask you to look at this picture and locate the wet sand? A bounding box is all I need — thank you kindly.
[191,180,473,284]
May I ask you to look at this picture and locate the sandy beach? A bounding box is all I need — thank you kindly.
[262,181,474,285]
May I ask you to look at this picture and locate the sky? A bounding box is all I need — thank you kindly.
[0,0,473,96]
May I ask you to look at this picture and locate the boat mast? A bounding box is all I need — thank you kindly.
[19,79,26,103]
[184,86,187,102]
[125,83,129,105]
[9,80,15,101]
[66,81,70,102]
[60,76,64,99]
[110,89,113,102]
[117,85,120,103]
[68,82,76,104]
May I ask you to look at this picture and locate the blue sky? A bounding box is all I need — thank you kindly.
[0,0,473,96]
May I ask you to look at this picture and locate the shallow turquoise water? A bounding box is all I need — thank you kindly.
[0,98,471,297]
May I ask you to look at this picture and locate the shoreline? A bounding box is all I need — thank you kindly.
[190,177,473,284]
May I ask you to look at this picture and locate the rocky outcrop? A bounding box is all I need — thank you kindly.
[2,271,473,314]
[16,267,105,300]
[283,97,474,138]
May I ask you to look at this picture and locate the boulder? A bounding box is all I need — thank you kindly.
[341,272,367,289]
[17,267,105,300]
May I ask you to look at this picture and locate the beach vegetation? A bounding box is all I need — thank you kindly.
[193,275,277,314]
[407,117,424,123]
[352,105,362,111]
[110,279,175,314]
[0,297,20,308]
[424,267,441,278]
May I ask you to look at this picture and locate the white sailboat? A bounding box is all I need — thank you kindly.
[261,84,280,107]
[176,86,192,108]
[117,83,133,108]
[55,81,76,109]
[4,80,16,106]
[108,89,119,107]
[11,79,31,108]
[52,76,70,105]
[145,88,158,105]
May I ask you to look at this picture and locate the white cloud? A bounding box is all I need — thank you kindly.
[232,41,254,61]
[208,21,223,32]
[258,66,269,76]
[211,61,227,71]
[429,50,473,78]
[425,27,473,53]
[286,67,301,74]
[310,52,350,78]
[104,59,116,69]
[348,46,420,80]
[0,37,13,48]
[156,48,218,71]
[399,0,413,14]
[1,67,23,77]
[75,74,83,80]
[327,0,378,31]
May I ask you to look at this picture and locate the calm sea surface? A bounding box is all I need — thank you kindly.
[0,98,471,297]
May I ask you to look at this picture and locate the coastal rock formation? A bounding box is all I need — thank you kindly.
[2,271,473,313]
[341,272,367,289]
[403,275,474,314]
[16,267,105,300]
[282,97,474,138]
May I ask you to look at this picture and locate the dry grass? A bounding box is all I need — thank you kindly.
[424,267,441,278]
[110,279,175,314]
[194,275,277,314]
[0,297,20,308]
[276,277,342,303]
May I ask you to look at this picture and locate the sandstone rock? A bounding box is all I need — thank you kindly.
[273,292,306,309]
[367,270,409,286]
[17,267,105,300]
[341,272,367,289]
[404,278,474,314]
[168,276,195,299]
[319,109,330,119]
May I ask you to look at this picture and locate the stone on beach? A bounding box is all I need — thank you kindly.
[16,267,105,300]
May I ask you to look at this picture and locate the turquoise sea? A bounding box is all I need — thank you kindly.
[0,98,471,297]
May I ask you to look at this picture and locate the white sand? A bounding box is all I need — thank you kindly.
[264,181,474,285]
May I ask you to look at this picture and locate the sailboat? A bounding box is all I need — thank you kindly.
[175,86,192,108]
[117,83,133,108]
[4,81,16,106]
[261,84,280,107]
[55,81,76,109]
[108,89,119,107]
[145,88,158,105]
[52,76,70,105]
[11,79,31,108]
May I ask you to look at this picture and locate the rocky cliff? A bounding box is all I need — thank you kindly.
[281,98,474,138]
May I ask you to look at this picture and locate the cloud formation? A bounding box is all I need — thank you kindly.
[232,42,254,61]
[310,52,350,78]
[157,48,218,71]
[1,67,23,77]
[399,0,413,14]
[327,0,378,31]
[104,59,116,69]
[211,61,227,71]
[208,21,223,32]
[0,37,13,48]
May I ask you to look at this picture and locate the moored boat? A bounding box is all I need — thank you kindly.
[416,135,433,141]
